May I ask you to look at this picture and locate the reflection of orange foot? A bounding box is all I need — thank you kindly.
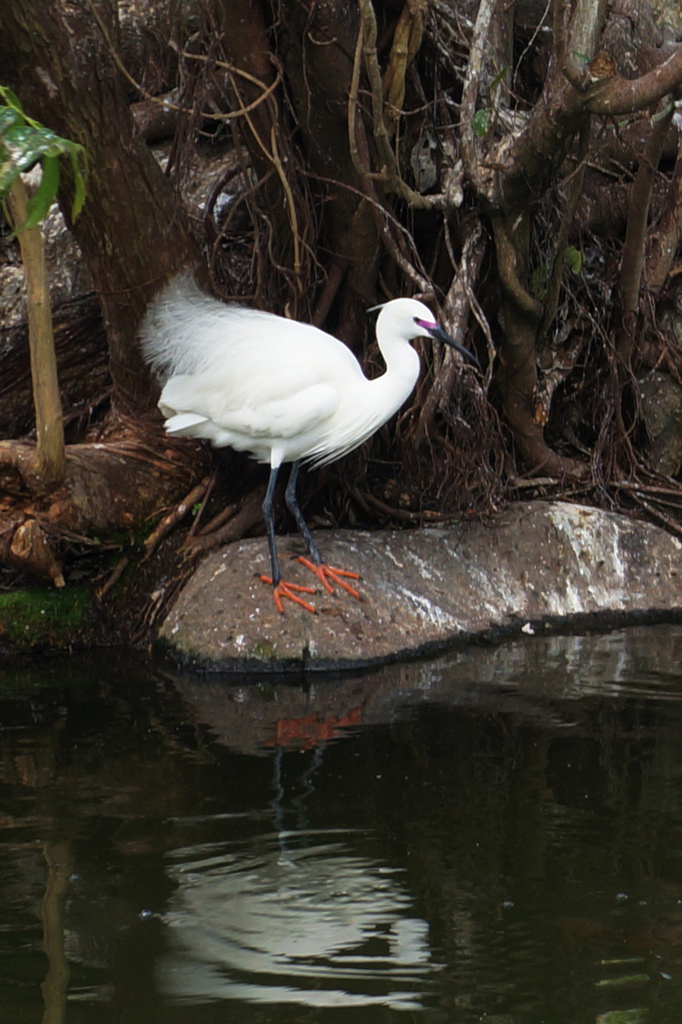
[268,706,364,750]
[260,575,317,614]
[297,556,362,599]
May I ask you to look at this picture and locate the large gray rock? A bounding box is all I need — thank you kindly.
[639,370,682,477]
[157,500,682,672]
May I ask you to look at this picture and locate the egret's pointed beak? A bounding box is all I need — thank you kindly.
[416,319,481,370]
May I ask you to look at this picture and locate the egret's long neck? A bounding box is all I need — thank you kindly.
[371,339,421,417]
[308,334,421,465]
[380,335,421,382]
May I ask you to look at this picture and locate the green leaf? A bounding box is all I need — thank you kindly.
[0,87,24,115]
[0,94,87,220]
[67,145,87,220]
[2,122,80,167]
[490,65,510,91]
[530,262,549,300]
[0,153,21,195]
[564,245,583,274]
[472,108,490,138]
[0,87,44,131]
[2,124,54,170]
[23,154,60,230]
[596,1010,647,1024]
[0,106,22,136]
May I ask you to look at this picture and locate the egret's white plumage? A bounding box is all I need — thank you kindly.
[140,273,476,611]
[139,274,434,468]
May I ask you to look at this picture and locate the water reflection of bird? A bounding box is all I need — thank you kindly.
[158,833,434,1010]
[141,275,478,613]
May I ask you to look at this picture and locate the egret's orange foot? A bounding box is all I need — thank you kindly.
[297,557,362,599]
[260,575,317,614]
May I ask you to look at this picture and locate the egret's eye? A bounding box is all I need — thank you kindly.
[413,317,436,331]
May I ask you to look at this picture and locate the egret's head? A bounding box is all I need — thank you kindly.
[370,298,480,369]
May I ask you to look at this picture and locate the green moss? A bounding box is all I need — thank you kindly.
[250,639,277,661]
[0,585,92,648]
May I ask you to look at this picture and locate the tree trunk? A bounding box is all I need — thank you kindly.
[272,0,383,333]
[0,0,208,586]
[1,0,202,413]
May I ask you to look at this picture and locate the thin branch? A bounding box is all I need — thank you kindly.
[459,0,497,187]
[538,119,591,341]
[6,177,65,490]
[646,123,682,293]
[382,0,426,137]
[142,475,212,561]
[415,220,486,442]
[184,51,284,121]
[492,214,543,321]
[300,167,433,291]
[351,0,449,209]
[617,101,673,368]
[87,0,283,124]
[586,47,682,116]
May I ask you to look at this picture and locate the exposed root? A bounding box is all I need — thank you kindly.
[183,486,266,555]
[0,422,209,586]
[2,516,66,587]
[95,554,129,600]
[142,475,213,561]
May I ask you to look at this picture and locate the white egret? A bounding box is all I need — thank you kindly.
[140,274,478,613]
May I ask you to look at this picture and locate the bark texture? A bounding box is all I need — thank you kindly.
[1,0,202,412]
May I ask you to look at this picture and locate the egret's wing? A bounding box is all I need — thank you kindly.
[140,276,365,385]
[160,373,339,441]
[163,411,209,433]
[217,322,365,413]
[143,276,370,459]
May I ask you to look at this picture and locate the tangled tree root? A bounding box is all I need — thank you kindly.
[0,419,210,587]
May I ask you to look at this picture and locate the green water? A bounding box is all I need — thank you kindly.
[2,626,682,1023]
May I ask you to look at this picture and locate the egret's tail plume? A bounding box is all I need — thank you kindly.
[139,273,239,383]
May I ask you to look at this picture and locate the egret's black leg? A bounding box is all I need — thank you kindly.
[260,463,317,613]
[285,461,362,600]
[285,460,322,565]
[262,464,282,584]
